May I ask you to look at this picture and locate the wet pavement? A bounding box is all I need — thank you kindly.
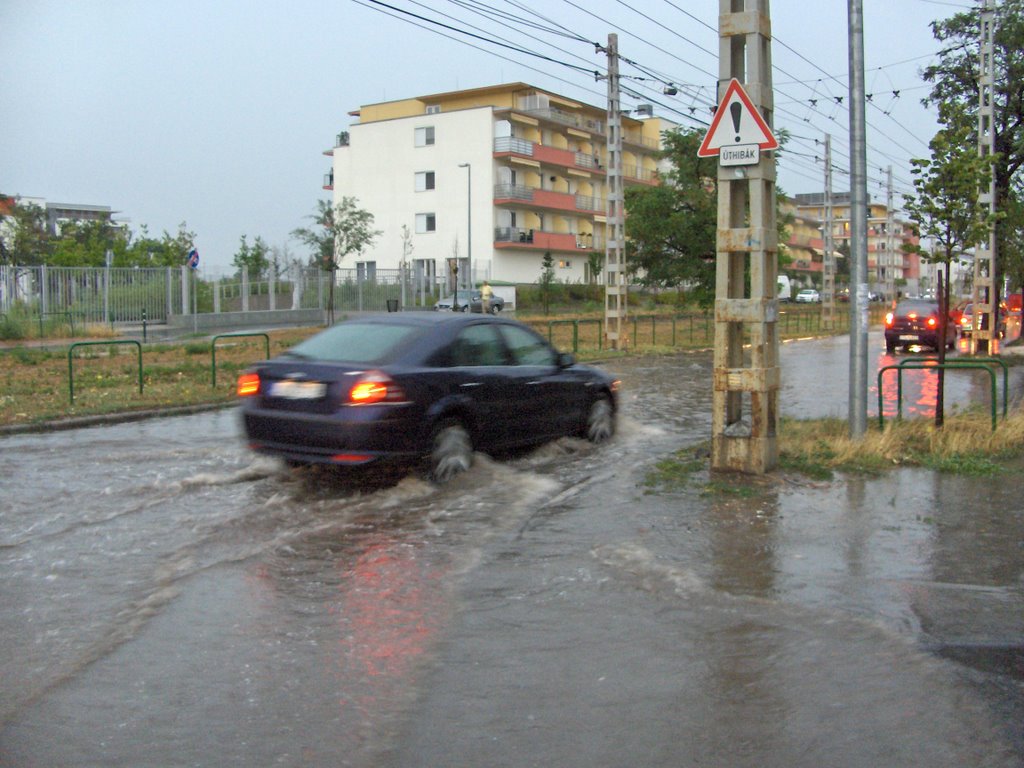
[0,332,1022,767]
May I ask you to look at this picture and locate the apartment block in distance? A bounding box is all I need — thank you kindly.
[794,193,921,298]
[327,83,669,287]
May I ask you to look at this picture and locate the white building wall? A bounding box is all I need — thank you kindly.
[334,107,496,285]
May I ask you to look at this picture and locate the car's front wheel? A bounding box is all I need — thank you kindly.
[429,419,473,482]
[489,304,500,314]
[583,395,615,443]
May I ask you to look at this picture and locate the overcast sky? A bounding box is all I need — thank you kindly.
[1,0,967,273]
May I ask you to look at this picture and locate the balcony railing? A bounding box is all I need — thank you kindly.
[494,136,535,156]
[323,172,334,190]
[521,107,606,136]
[494,183,535,202]
[494,227,603,251]
[623,165,657,182]
[494,185,605,214]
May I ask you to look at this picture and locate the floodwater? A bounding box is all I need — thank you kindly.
[1,332,1022,767]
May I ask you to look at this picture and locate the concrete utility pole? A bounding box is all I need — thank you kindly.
[973,0,998,354]
[710,0,779,474]
[885,166,896,302]
[822,134,836,330]
[603,33,627,350]
[848,0,869,438]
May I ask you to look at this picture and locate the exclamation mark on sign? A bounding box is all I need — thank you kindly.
[730,102,742,142]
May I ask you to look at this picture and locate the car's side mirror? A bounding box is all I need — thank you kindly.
[558,352,575,368]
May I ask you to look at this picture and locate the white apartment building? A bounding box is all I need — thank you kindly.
[327,83,668,288]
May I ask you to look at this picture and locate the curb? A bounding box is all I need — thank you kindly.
[0,401,237,437]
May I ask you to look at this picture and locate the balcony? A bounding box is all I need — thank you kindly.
[493,184,605,215]
[323,171,334,191]
[494,138,605,175]
[494,227,602,251]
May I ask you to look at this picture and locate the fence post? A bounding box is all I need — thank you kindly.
[242,268,250,313]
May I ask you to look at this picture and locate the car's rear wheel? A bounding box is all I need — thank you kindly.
[459,304,469,313]
[885,339,896,354]
[429,419,473,482]
[584,395,615,443]
[489,304,500,314]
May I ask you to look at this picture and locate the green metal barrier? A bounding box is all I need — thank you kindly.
[211,332,270,388]
[68,340,142,404]
[877,360,1001,431]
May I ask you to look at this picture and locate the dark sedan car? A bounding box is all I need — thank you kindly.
[237,313,618,481]
[884,299,957,353]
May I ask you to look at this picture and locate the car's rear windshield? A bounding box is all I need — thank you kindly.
[895,300,938,315]
[285,322,422,364]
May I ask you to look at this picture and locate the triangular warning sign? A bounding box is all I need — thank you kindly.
[697,79,778,157]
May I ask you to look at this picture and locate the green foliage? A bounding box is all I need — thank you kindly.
[642,448,705,493]
[539,251,555,315]
[0,200,50,266]
[232,235,270,279]
[924,0,1024,293]
[291,197,380,271]
[624,129,718,308]
[0,307,29,340]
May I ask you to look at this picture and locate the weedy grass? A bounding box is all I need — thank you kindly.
[642,408,1024,493]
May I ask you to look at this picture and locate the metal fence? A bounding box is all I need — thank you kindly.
[0,264,450,326]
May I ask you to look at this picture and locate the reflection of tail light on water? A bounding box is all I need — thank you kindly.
[876,360,939,419]
[335,536,450,723]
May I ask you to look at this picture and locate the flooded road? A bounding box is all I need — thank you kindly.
[1,333,1022,767]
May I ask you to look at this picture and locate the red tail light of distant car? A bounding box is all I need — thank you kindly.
[884,312,895,327]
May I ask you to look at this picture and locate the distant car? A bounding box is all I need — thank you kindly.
[884,299,957,353]
[956,302,974,337]
[236,313,618,481]
[795,289,820,303]
[434,290,504,314]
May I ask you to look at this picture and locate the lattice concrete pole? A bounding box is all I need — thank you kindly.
[822,133,836,330]
[972,0,997,354]
[604,33,627,350]
[711,0,779,474]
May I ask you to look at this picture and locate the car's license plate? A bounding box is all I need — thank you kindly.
[899,335,918,341]
[270,380,326,399]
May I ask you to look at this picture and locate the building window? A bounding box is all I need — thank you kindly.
[415,126,435,147]
[356,261,376,282]
[416,213,436,233]
[426,104,441,115]
[559,260,573,269]
[415,171,435,191]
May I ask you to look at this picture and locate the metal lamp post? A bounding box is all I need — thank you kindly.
[459,163,472,291]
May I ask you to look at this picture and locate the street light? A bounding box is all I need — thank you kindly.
[459,162,471,291]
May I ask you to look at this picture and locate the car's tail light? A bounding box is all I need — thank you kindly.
[926,317,938,329]
[960,316,971,327]
[884,312,894,327]
[237,372,260,397]
[348,371,407,405]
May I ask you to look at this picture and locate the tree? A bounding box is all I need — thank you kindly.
[539,251,555,315]
[902,103,998,427]
[0,199,50,266]
[924,0,1024,292]
[624,129,718,308]
[232,235,270,279]
[291,197,380,323]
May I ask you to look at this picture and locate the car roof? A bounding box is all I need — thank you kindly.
[334,311,510,329]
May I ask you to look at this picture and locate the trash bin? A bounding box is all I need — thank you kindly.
[386,299,399,312]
